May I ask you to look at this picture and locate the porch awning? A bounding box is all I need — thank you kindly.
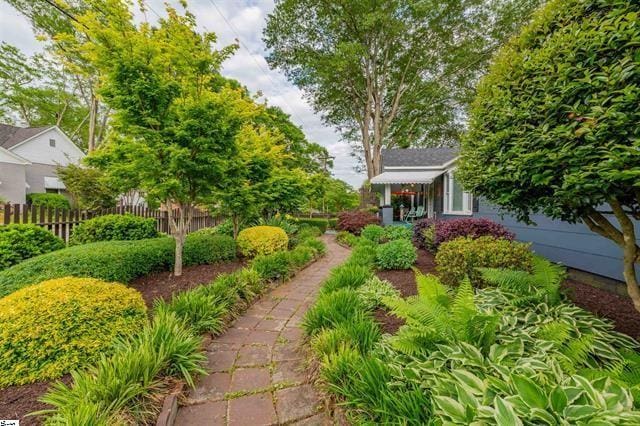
[44,176,66,190]
[370,170,444,185]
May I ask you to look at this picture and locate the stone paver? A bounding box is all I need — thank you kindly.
[176,235,349,425]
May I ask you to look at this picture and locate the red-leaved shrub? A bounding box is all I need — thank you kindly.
[413,217,514,251]
[336,211,380,235]
[434,217,514,247]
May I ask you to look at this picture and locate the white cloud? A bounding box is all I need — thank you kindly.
[0,0,366,187]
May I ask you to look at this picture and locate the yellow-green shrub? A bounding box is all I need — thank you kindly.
[0,277,147,387]
[237,226,288,257]
[435,236,533,286]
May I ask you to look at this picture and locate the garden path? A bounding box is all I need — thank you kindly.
[175,234,349,426]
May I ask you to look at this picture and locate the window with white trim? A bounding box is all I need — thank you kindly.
[444,171,473,215]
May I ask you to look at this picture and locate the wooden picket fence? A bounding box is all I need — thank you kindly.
[0,203,220,243]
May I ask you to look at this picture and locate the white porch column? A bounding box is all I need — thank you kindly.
[384,184,391,205]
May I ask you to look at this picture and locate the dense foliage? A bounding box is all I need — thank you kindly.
[337,231,360,247]
[251,236,326,281]
[457,0,640,310]
[41,234,326,423]
[361,224,384,243]
[0,224,64,270]
[0,277,147,387]
[237,226,289,257]
[295,218,328,234]
[337,211,380,235]
[0,234,236,298]
[413,217,514,251]
[382,225,413,242]
[69,214,158,245]
[27,193,70,210]
[435,236,534,286]
[304,238,640,424]
[376,239,418,270]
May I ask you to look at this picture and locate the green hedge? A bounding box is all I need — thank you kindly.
[0,224,65,270]
[69,214,159,245]
[0,234,236,298]
[295,218,328,234]
[27,193,70,210]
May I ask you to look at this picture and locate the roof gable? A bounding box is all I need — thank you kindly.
[0,124,54,149]
[381,148,459,168]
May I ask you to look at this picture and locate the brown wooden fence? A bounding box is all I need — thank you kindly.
[0,204,220,243]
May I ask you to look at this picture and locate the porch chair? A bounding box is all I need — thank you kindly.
[405,205,425,223]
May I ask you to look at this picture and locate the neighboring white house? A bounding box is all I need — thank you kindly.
[0,124,85,204]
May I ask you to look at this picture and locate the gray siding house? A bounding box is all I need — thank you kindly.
[371,148,638,283]
[0,124,85,203]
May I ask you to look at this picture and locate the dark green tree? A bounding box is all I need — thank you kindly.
[457,0,640,312]
[264,0,542,179]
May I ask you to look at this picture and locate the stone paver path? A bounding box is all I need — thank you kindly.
[175,235,349,426]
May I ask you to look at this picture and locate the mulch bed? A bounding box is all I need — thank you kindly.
[374,249,437,333]
[0,375,72,426]
[375,249,640,342]
[562,279,640,341]
[1,261,245,425]
[130,260,245,308]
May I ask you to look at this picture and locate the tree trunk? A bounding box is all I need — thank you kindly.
[87,94,98,152]
[167,202,193,277]
[582,203,640,313]
[174,229,185,276]
[232,215,240,240]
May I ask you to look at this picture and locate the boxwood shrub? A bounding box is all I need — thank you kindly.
[375,239,417,270]
[237,226,289,257]
[436,236,533,286]
[0,277,147,387]
[0,234,236,298]
[69,214,159,245]
[27,193,70,210]
[381,225,413,241]
[361,224,384,243]
[295,218,328,234]
[0,224,65,270]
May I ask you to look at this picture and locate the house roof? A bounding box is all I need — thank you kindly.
[381,147,459,168]
[0,124,54,149]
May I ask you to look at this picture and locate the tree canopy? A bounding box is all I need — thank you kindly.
[264,0,542,178]
[457,0,640,311]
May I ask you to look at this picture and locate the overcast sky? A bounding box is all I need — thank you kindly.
[0,0,365,188]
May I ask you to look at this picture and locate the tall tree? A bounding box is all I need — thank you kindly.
[77,0,242,276]
[0,43,94,148]
[264,0,542,179]
[457,0,640,311]
[6,0,107,151]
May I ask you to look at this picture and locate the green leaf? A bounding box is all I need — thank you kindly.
[494,397,523,426]
[563,405,599,421]
[433,395,467,422]
[452,369,486,395]
[549,386,568,413]
[511,374,547,409]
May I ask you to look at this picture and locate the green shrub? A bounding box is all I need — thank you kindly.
[0,277,147,387]
[27,193,70,210]
[258,216,299,236]
[212,219,236,237]
[336,231,359,247]
[40,309,205,424]
[69,214,159,245]
[295,218,328,233]
[361,224,384,243]
[303,288,366,336]
[382,225,413,241]
[375,239,417,270]
[0,234,235,298]
[436,236,533,286]
[289,245,315,269]
[328,218,338,229]
[183,234,236,264]
[237,226,289,257]
[299,237,326,256]
[0,224,65,270]
[311,317,381,357]
[321,264,372,294]
[356,276,401,309]
[251,251,292,281]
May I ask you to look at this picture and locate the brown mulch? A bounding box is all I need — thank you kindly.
[130,261,245,307]
[0,261,245,424]
[373,249,437,333]
[0,375,72,426]
[562,279,640,341]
